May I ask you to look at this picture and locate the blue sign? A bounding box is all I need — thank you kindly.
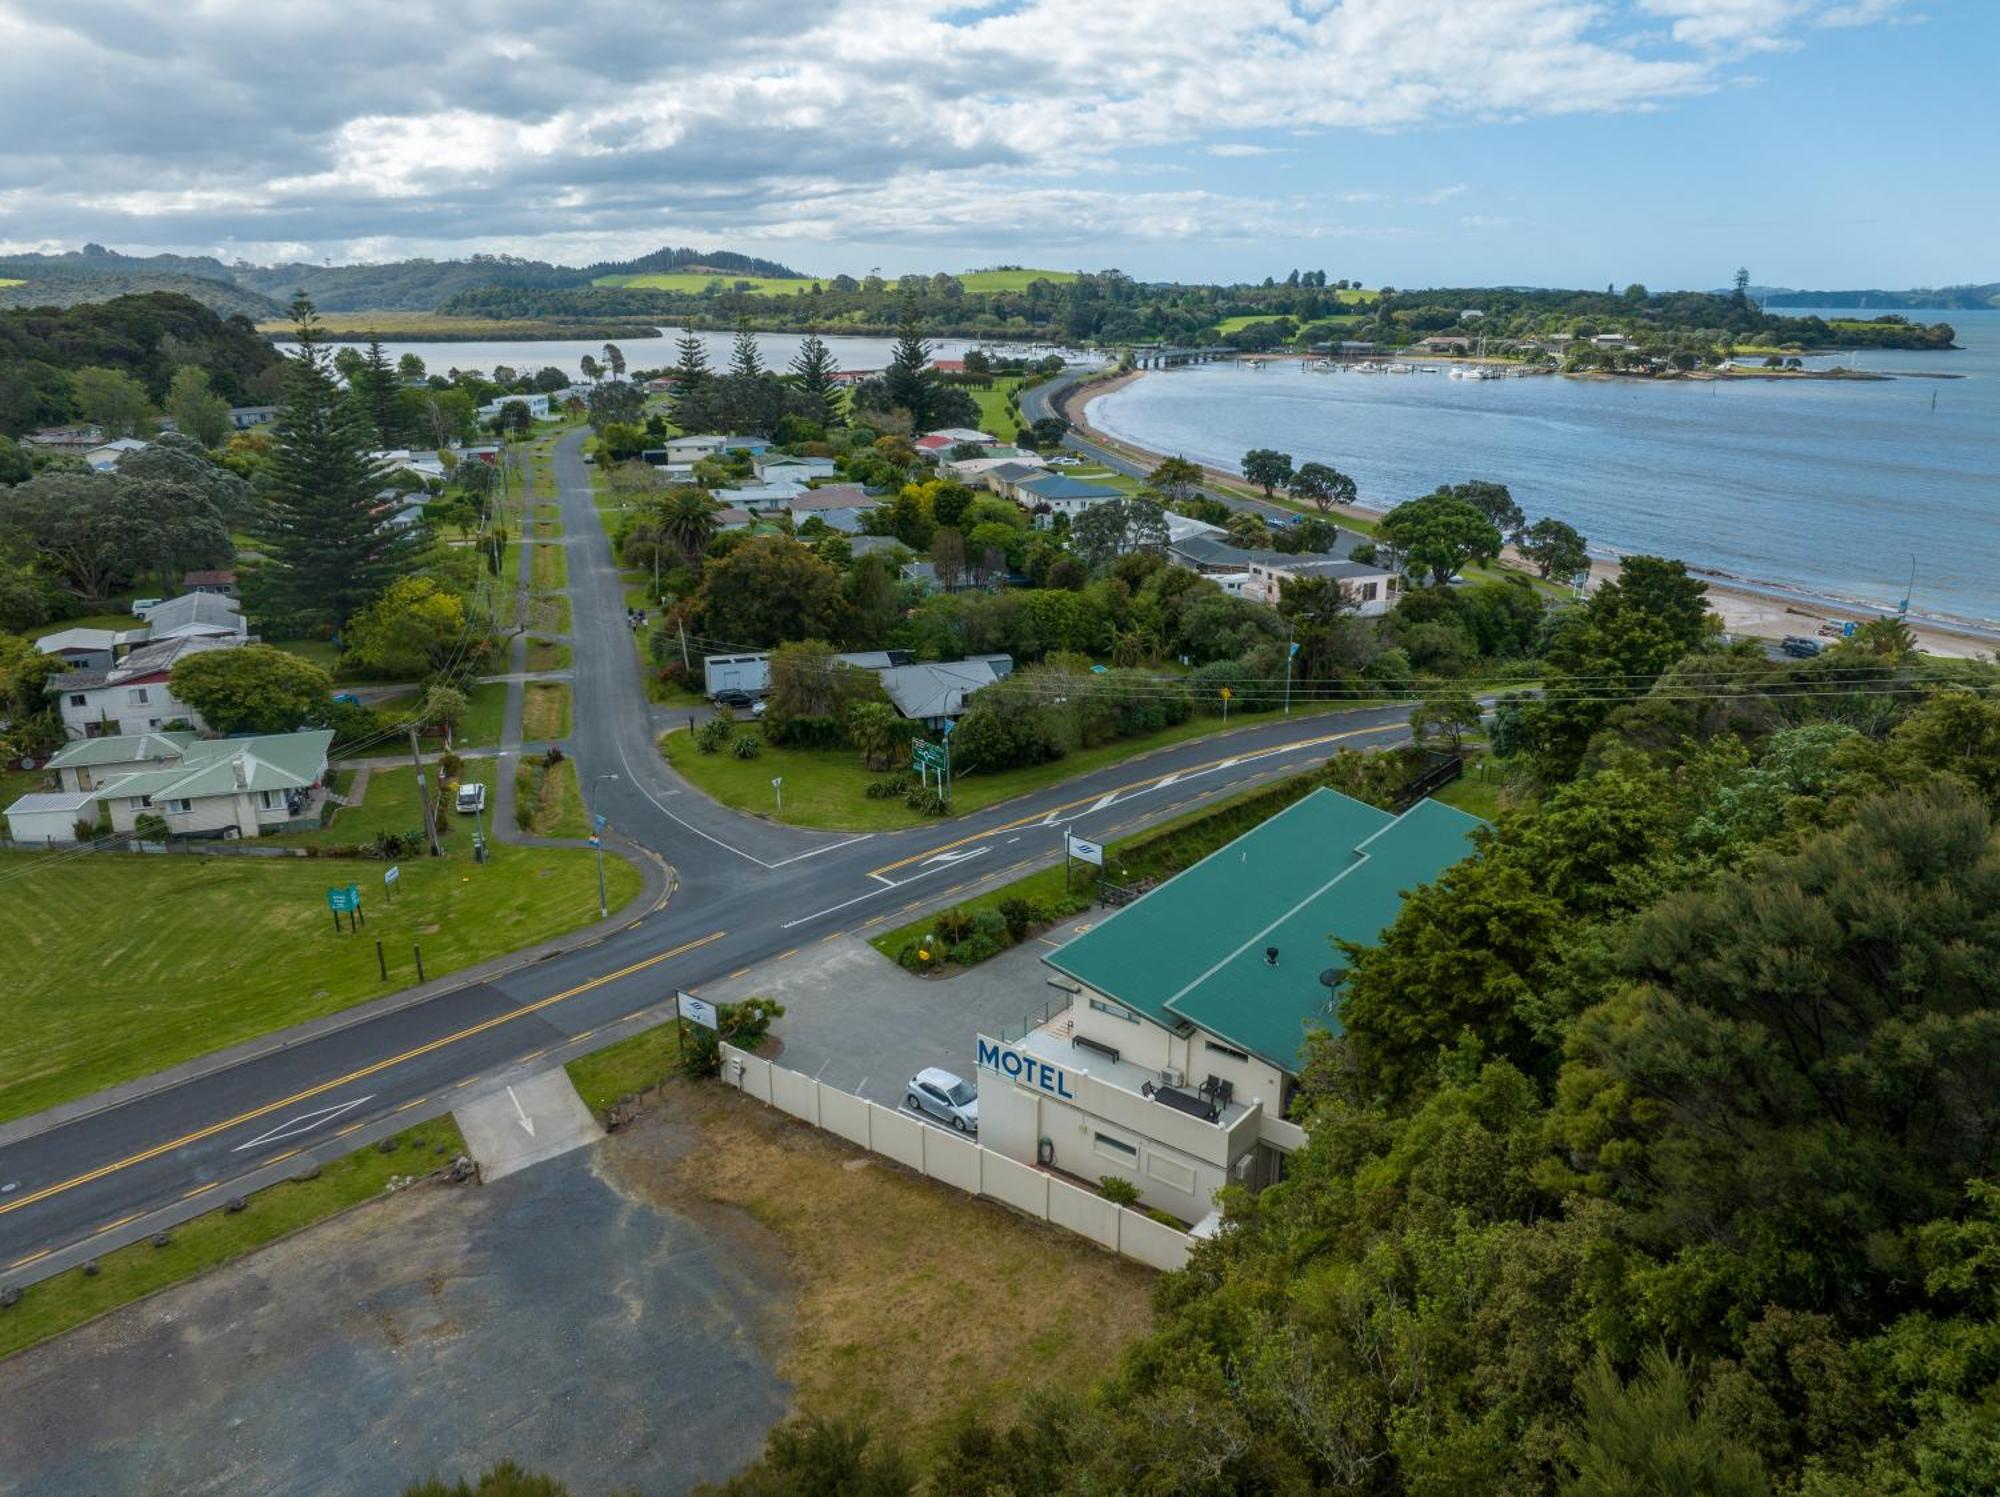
[977,1037,1076,1100]
[325,883,360,913]
[593,812,607,833]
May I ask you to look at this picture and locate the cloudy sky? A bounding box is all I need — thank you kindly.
[0,0,1988,288]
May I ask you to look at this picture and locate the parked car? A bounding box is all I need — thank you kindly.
[712,688,754,710]
[1047,454,1082,467]
[750,700,767,718]
[1780,635,1824,658]
[455,781,487,814]
[907,1068,979,1132]
[130,597,162,616]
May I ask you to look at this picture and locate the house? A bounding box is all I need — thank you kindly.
[51,635,235,739]
[475,392,553,423]
[1592,333,1635,349]
[637,452,700,482]
[787,485,873,515]
[712,506,756,531]
[181,569,238,598]
[34,627,145,673]
[701,649,916,699]
[980,460,1052,500]
[921,427,995,447]
[1415,336,1473,355]
[83,437,149,471]
[43,731,196,793]
[372,488,432,530]
[972,792,1487,1222]
[1240,553,1400,614]
[928,359,968,375]
[725,481,811,512]
[4,790,100,846]
[666,433,772,463]
[751,453,836,483]
[828,368,877,387]
[95,729,336,841]
[227,405,280,430]
[137,591,248,643]
[372,448,448,480]
[847,534,909,560]
[1016,473,1124,526]
[1164,512,1228,547]
[22,424,103,452]
[878,655,1013,727]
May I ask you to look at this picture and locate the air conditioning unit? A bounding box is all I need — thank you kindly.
[1161,1067,1184,1089]
[1231,1155,1254,1182]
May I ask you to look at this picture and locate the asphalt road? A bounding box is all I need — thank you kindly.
[0,427,1419,1280]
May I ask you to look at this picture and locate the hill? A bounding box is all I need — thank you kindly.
[958,267,1079,291]
[0,247,284,319]
[1751,282,2000,310]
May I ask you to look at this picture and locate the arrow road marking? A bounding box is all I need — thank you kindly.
[231,1095,376,1153]
[920,847,988,869]
[506,1086,537,1137]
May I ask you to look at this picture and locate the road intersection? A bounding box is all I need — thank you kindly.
[0,427,1420,1283]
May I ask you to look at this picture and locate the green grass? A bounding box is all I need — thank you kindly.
[969,376,1024,440]
[0,277,24,289]
[0,1116,465,1360]
[522,682,572,742]
[593,271,819,294]
[268,637,347,678]
[454,681,508,749]
[564,1019,691,1115]
[527,596,571,634]
[0,762,52,813]
[957,268,1079,292]
[526,637,572,672]
[869,863,1075,963]
[298,761,504,849]
[1212,315,1294,336]
[29,611,135,640]
[530,542,567,592]
[515,754,588,838]
[661,701,1359,831]
[0,836,641,1122]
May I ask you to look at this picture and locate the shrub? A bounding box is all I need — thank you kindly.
[696,717,733,754]
[971,907,1008,944]
[132,811,169,842]
[998,896,1039,941]
[933,907,975,944]
[903,784,949,815]
[1098,1176,1141,1207]
[439,751,464,783]
[864,776,911,800]
[730,733,762,760]
[763,712,844,750]
[75,817,103,843]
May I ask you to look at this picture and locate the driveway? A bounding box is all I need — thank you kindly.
[0,1128,791,1497]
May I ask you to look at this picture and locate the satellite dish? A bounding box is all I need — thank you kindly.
[1318,967,1343,990]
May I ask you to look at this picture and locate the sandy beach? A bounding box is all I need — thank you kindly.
[1062,372,1993,661]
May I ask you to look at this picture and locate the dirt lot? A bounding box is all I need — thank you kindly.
[0,1086,1158,1494]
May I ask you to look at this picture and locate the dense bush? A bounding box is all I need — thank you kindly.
[729,733,761,759]
[695,717,733,754]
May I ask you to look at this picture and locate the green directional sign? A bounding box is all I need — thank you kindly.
[911,739,947,771]
[325,883,361,914]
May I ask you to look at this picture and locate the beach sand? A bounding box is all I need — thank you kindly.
[1064,372,1992,662]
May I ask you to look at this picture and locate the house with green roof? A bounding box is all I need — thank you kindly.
[973,789,1486,1224]
[93,730,335,841]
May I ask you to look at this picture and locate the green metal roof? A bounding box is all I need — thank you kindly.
[96,730,333,802]
[45,731,194,769]
[1044,790,1488,1072]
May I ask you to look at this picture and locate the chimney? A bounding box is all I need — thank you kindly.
[232,755,247,790]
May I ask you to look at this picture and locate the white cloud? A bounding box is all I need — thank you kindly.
[0,0,1913,265]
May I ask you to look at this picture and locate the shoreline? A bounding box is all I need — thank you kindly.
[1065,371,1995,661]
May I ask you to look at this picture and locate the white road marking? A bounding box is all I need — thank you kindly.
[231,1095,375,1153]
[506,1085,537,1137]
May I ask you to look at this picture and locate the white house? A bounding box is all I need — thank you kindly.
[82,437,149,471]
[136,591,248,643]
[975,793,1487,1223]
[4,790,100,846]
[665,434,772,463]
[35,627,144,673]
[1015,472,1124,526]
[475,392,553,423]
[95,729,335,841]
[751,453,836,483]
[43,732,196,793]
[1239,554,1400,615]
[51,635,234,739]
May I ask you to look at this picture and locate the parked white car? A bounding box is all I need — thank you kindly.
[455,781,487,814]
[907,1068,979,1132]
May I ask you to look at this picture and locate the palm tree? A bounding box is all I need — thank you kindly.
[658,489,720,562]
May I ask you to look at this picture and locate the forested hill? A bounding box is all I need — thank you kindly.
[0,292,285,436]
[0,248,284,319]
[1751,282,2000,310]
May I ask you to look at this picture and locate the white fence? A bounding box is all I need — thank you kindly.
[721,1042,1193,1273]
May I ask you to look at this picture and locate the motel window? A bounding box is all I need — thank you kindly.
[1093,1131,1138,1163]
[1089,997,1140,1024]
[1204,1040,1250,1063]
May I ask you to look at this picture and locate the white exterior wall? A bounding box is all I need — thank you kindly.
[6,807,89,844]
[1066,986,1288,1114]
[106,789,259,838]
[1244,563,1397,616]
[58,682,204,740]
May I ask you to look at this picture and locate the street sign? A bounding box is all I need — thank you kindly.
[1067,835,1104,867]
[1218,686,1232,701]
[593,812,608,833]
[912,740,947,771]
[383,866,400,886]
[325,884,360,913]
[677,990,719,1030]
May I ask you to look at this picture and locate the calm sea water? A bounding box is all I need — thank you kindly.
[312,329,1056,380]
[1090,308,2000,631]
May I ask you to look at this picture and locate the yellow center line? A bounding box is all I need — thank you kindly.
[264,1149,299,1167]
[96,1211,143,1235]
[865,726,1380,878]
[8,1247,51,1270]
[181,1182,219,1200]
[334,1122,364,1138]
[0,929,727,1223]
[394,1096,429,1113]
[775,948,799,962]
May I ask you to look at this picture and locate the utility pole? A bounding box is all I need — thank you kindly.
[678,618,691,672]
[408,725,441,857]
[1283,635,1298,716]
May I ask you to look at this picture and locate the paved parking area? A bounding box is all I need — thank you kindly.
[697,935,1081,1106]
[455,1067,602,1181]
[0,1125,790,1497]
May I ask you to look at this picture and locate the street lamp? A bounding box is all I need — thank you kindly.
[590,774,620,919]
[1283,635,1299,716]
[771,776,783,816]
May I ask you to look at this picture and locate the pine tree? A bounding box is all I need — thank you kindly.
[669,328,712,429]
[789,333,841,426]
[729,317,763,379]
[248,295,409,631]
[355,338,402,446]
[882,301,938,430]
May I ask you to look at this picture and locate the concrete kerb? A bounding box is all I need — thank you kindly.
[0,847,676,1153]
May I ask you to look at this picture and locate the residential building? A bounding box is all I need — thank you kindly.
[22,424,104,452]
[877,655,1013,727]
[51,635,234,739]
[726,481,811,511]
[83,437,149,471]
[1016,472,1124,526]
[371,448,448,481]
[751,453,836,483]
[665,433,772,463]
[637,452,699,482]
[1415,335,1473,355]
[921,426,994,447]
[227,405,280,430]
[712,506,756,531]
[95,729,336,841]
[181,568,238,597]
[979,460,1052,500]
[475,392,553,423]
[1240,553,1399,614]
[846,534,909,561]
[4,790,100,846]
[34,627,144,673]
[43,731,195,793]
[137,591,249,643]
[975,792,1486,1223]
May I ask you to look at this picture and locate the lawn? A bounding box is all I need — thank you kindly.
[593,271,819,294]
[0,837,641,1122]
[514,754,588,838]
[969,376,1023,440]
[957,267,1079,292]
[529,541,567,592]
[30,611,136,640]
[268,637,346,678]
[522,682,572,741]
[564,1019,692,1116]
[0,277,24,288]
[653,1085,1156,1451]
[526,637,572,672]
[1213,314,1295,336]
[660,701,1355,831]
[526,595,571,634]
[298,760,501,849]
[453,680,508,748]
[0,1116,466,1360]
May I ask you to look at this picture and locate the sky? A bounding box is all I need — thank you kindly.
[0,0,1991,290]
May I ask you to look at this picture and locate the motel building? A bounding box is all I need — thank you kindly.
[975,790,1486,1228]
